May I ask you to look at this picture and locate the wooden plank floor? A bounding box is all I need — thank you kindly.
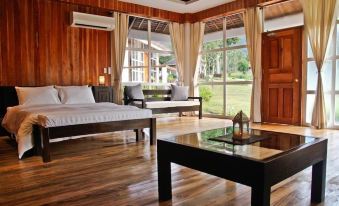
[0,117,339,206]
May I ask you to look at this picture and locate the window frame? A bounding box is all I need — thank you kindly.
[199,14,252,119]
[123,17,176,85]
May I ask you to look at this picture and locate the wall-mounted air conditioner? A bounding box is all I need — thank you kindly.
[70,12,115,31]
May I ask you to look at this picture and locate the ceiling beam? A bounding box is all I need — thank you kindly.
[129,17,136,31]
[154,22,161,32]
[163,24,169,33]
[212,22,219,30]
[138,19,145,29]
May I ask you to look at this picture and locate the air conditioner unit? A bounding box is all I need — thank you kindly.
[70,12,115,31]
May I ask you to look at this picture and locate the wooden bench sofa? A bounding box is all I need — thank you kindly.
[123,89,202,119]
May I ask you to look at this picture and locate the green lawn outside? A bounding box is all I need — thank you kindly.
[226,84,252,116]
[198,71,253,83]
[200,85,224,115]
[199,84,252,117]
[200,84,339,122]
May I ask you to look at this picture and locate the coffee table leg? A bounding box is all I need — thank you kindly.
[158,157,172,201]
[311,160,326,203]
[251,185,271,206]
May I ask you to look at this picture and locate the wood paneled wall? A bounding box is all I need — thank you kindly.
[54,0,291,23]
[0,0,111,86]
[0,0,290,87]
[0,0,37,86]
[56,0,258,23]
[56,0,184,23]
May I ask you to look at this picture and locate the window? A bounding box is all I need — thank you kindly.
[123,17,177,85]
[305,18,339,127]
[198,14,252,117]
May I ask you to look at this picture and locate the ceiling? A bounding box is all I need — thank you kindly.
[205,0,302,34]
[118,0,235,13]
[203,13,244,34]
[264,0,302,20]
[128,0,302,35]
[168,0,199,4]
[129,17,170,34]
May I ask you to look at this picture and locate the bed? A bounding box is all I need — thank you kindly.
[0,86,156,163]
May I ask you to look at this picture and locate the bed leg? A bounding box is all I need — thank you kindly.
[179,112,183,117]
[150,118,156,145]
[135,129,142,142]
[33,125,42,156]
[40,127,51,163]
[199,103,202,119]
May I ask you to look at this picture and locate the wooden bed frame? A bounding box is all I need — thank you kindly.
[0,86,156,163]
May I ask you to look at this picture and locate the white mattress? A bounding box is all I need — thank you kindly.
[142,101,200,109]
[1,103,152,158]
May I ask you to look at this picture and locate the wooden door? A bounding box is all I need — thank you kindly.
[262,27,302,125]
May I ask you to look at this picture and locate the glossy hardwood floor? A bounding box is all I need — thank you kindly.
[0,117,339,206]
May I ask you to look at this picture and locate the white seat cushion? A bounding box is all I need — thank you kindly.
[145,101,200,109]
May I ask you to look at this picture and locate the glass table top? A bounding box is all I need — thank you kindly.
[159,127,319,161]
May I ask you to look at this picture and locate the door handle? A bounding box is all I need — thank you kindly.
[294,78,299,83]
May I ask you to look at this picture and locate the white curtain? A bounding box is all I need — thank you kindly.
[169,23,185,85]
[189,22,205,96]
[111,12,129,104]
[244,7,263,123]
[302,0,339,128]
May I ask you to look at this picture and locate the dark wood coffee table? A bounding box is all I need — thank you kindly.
[157,128,327,206]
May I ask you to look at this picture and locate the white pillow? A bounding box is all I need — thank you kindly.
[15,86,61,106]
[56,86,96,104]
